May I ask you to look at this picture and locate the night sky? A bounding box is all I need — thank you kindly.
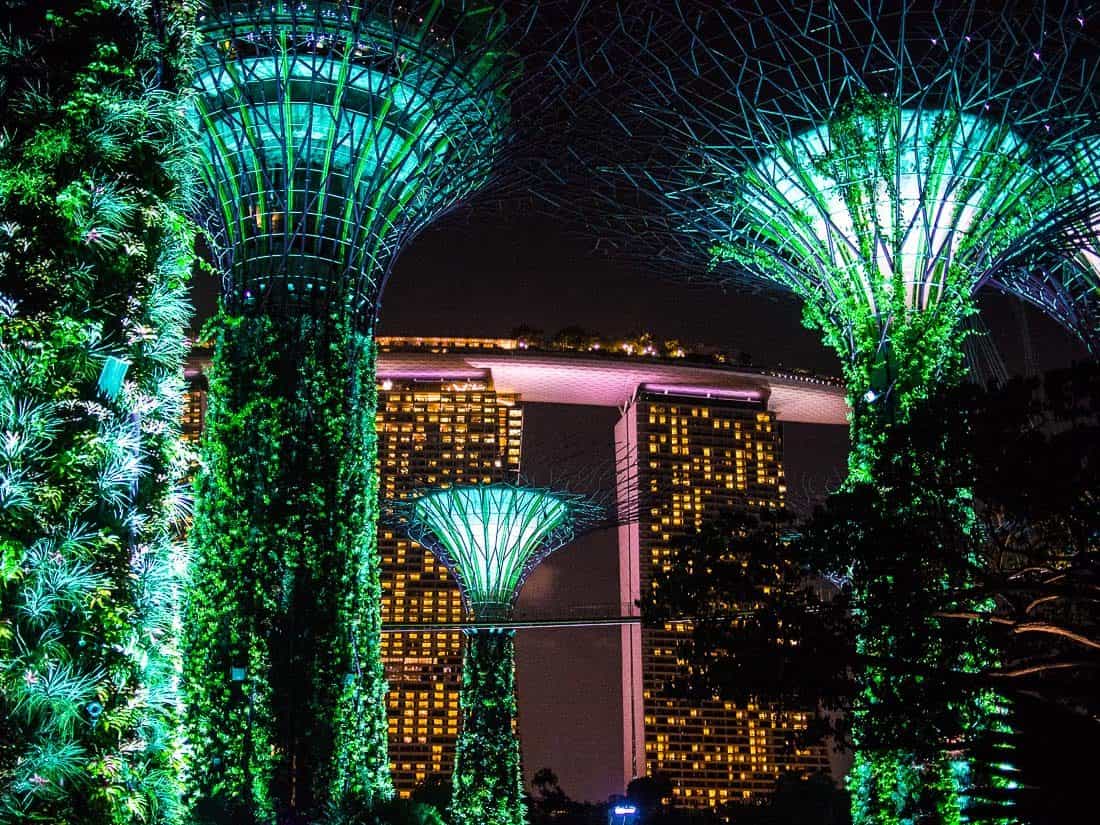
[190,205,1089,803]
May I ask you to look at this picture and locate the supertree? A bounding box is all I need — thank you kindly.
[595,0,1100,480]
[579,1,1100,822]
[0,1,197,822]
[182,2,597,822]
[391,482,604,825]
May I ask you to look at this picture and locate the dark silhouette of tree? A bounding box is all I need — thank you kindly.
[410,775,451,820]
[626,775,674,821]
[509,324,545,347]
[550,325,597,350]
[642,509,853,714]
[644,362,1099,821]
[720,772,850,825]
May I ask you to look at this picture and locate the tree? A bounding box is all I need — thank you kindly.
[509,325,545,348]
[0,1,197,822]
[642,509,852,713]
[550,325,596,351]
[626,775,673,822]
[322,797,445,825]
[410,775,452,818]
[721,772,850,825]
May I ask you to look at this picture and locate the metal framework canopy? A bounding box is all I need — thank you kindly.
[990,135,1100,354]
[192,1,539,324]
[609,0,1100,367]
[397,483,604,622]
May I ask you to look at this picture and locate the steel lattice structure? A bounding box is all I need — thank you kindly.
[988,137,1100,355]
[397,482,604,621]
[578,3,1100,823]
[391,482,602,825]
[597,0,1100,475]
[183,3,599,820]
[192,0,586,324]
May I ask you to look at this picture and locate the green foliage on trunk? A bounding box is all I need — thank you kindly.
[451,630,524,825]
[0,1,198,822]
[806,395,1010,825]
[183,312,390,823]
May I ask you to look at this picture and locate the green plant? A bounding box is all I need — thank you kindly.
[450,631,524,825]
[182,312,390,823]
[0,1,198,822]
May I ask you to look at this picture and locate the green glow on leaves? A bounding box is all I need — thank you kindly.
[740,106,1038,314]
[710,98,1049,478]
[183,313,390,822]
[0,1,196,821]
[408,485,572,620]
[451,631,525,825]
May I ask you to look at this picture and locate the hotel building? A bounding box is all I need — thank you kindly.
[375,359,522,792]
[616,386,831,807]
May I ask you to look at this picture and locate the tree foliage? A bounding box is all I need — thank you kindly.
[0,1,198,822]
[646,364,1100,824]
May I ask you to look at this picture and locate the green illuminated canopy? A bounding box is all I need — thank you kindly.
[191,1,517,322]
[400,483,602,622]
[593,1,1100,472]
[722,102,1049,320]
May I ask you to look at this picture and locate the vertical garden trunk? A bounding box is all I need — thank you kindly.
[839,374,1012,825]
[451,630,525,825]
[183,312,390,823]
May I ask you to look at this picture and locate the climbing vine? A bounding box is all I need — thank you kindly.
[183,311,390,823]
[0,1,198,822]
[450,630,525,825]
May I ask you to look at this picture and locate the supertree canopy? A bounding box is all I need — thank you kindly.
[585,2,1100,823]
[182,2,594,822]
[394,483,603,825]
[601,0,1100,479]
[191,1,519,318]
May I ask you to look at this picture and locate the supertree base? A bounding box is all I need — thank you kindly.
[184,311,389,823]
[451,630,525,825]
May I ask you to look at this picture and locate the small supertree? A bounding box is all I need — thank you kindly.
[583,2,1100,822]
[392,483,603,825]
[183,3,600,820]
[0,1,197,822]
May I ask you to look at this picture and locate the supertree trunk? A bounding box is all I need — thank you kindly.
[451,630,524,825]
[183,311,389,822]
[183,3,598,814]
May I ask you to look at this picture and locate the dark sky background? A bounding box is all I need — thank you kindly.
[191,206,1089,803]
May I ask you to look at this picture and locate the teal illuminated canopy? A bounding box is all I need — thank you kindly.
[399,483,603,621]
[727,103,1050,317]
[191,1,515,322]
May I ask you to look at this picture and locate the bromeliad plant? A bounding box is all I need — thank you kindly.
[0,1,198,823]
